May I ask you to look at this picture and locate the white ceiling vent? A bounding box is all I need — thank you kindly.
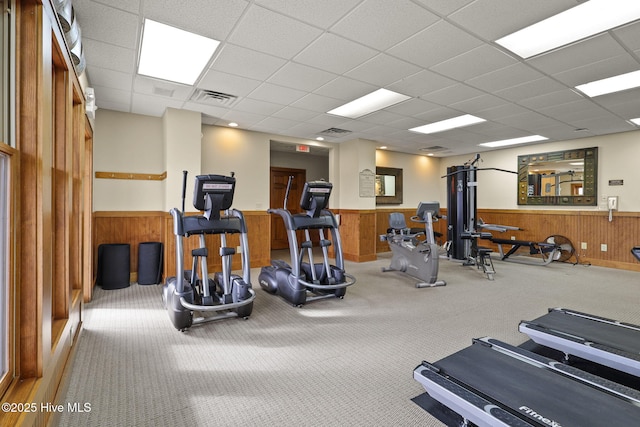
[191,89,238,106]
[419,145,446,152]
[318,127,352,137]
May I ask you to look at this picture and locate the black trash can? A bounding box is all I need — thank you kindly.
[137,242,163,285]
[96,243,130,290]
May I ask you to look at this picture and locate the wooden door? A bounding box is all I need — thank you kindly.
[270,167,306,250]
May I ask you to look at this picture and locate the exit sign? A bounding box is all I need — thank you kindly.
[296,144,310,153]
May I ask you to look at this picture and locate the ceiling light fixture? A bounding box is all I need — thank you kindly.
[575,70,640,97]
[138,19,221,85]
[479,135,548,148]
[228,122,238,127]
[409,114,486,135]
[630,118,640,126]
[495,0,640,59]
[327,88,410,119]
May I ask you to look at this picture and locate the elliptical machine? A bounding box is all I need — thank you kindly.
[258,178,356,306]
[162,171,256,331]
[380,202,446,288]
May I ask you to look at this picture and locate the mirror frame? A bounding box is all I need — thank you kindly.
[517,147,598,206]
[375,167,403,205]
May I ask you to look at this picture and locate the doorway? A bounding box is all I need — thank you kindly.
[269,167,306,250]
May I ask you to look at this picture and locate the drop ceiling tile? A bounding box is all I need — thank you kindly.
[247,82,307,105]
[79,0,141,14]
[233,98,284,116]
[421,84,485,106]
[389,20,483,69]
[448,0,576,41]
[228,5,323,59]
[528,33,630,76]
[384,98,441,117]
[132,76,193,101]
[142,0,248,40]
[272,106,319,121]
[331,0,439,51]
[293,33,378,75]
[431,44,517,82]
[518,89,583,110]
[345,54,422,87]
[220,110,269,127]
[613,20,640,51]
[467,63,545,93]
[413,0,475,17]
[210,44,287,81]
[73,2,139,49]
[88,67,132,91]
[494,77,566,102]
[83,39,135,74]
[551,55,640,87]
[386,70,457,98]
[255,0,361,27]
[291,93,344,113]
[198,70,262,97]
[313,77,377,102]
[131,93,185,117]
[93,85,131,105]
[450,94,510,114]
[267,62,337,92]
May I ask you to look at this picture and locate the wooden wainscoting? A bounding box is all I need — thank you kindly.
[337,209,378,262]
[375,208,640,272]
[93,210,271,296]
[476,209,640,271]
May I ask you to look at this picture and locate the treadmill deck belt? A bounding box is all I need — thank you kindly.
[414,338,640,427]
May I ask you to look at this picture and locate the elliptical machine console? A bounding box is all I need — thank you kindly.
[162,171,256,331]
[259,178,356,306]
[380,202,446,288]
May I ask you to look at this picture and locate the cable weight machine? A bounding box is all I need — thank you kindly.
[444,154,517,280]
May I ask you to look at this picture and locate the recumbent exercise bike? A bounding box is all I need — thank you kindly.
[380,202,446,288]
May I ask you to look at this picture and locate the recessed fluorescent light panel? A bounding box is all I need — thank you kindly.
[495,0,640,59]
[479,135,548,148]
[409,114,486,135]
[138,19,220,85]
[575,70,640,97]
[630,118,640,126]
[327,89,410,119]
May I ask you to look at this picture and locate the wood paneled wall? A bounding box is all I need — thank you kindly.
[337,209,378,262]
[93,210,271,285]
[376,208,640,272]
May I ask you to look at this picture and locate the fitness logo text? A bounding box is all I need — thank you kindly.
[519,406,562,427]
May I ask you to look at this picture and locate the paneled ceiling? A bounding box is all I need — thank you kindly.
[72,0,640,157]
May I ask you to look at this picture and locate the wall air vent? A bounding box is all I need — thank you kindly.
[318,127,352,137]
[191,89,238,106]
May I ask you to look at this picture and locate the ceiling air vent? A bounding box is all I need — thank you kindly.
[191,89,238,106]
[318,127,352,137]
[419,145,446,152]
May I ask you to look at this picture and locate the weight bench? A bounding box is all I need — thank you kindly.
[490,237,560,265]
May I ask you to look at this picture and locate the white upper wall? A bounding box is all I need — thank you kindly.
[439,130,640,211]
[93,109,165,211]
[92,109,640,213]
[376,150,441,209]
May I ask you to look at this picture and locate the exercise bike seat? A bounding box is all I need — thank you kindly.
[387,213,424,240]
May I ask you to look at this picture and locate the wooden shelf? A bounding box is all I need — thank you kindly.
[95,171,167,181]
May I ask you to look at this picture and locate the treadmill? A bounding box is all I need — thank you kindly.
[413,337,640,427]
[519,308,640,377]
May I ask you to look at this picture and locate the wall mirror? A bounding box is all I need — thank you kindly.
[375,167,403,204]
[517,147,597,206]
